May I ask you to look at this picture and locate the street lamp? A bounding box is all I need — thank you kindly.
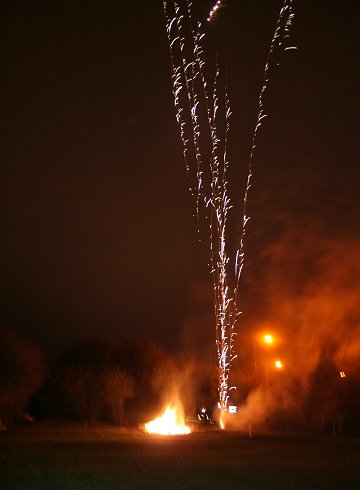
[275,360,283,369]
[265,359,284,387]
[252,332,276,384]
[264,334,274,344]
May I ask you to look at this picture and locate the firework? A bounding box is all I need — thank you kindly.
[235,0,295,303]
[162,0,295,415]
[207,1,223,23]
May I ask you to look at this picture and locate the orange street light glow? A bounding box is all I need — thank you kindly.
[275,360,283,369]
[339,371,346,378]
[264,334,273,344]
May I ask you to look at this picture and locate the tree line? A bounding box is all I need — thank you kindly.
[3,328,359,430]
[0,329,216,428]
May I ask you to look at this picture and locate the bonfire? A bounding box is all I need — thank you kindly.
[144,404,191,436]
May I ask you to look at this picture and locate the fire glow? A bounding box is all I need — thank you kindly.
[144,405,191,436]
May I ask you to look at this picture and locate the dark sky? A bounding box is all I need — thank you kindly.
[0,0,358,359]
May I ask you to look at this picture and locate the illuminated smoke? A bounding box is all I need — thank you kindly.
[226,233,360,429]
[162,0,295,414]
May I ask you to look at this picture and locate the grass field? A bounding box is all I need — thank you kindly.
[1,423,360,489]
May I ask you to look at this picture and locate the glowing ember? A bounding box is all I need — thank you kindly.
[145,405,191,436]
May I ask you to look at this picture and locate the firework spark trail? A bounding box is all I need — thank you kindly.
[174,1,204,221]
[183,1,236,410]
[234,0,296,302]
[164,1,208,224]
[207,1,223,23]
[163,7,190,176]
[163,0,252,413]
[250,0,295,166]
[163,1,197,209]
[181,0,235,407]
[163,0,295,415]
[209,65,237,411]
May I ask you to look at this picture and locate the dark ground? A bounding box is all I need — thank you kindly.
[0,424,360,489]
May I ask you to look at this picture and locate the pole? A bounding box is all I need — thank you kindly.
[252,336,258,380]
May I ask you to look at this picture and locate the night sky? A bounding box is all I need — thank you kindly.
[0,1,358,360]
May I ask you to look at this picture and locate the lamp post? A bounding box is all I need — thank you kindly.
[266,359,284,387]
[252,336,258,380]
[253,332,276,386]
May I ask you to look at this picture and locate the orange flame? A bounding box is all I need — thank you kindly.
[145,404,191,436]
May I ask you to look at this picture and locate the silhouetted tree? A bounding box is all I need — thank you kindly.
[61,363,105,423]
[0,329,45,426]
[103,367,134,424]
[59,341,110,422]
[57,339,175,425]
[116,339,175,391]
